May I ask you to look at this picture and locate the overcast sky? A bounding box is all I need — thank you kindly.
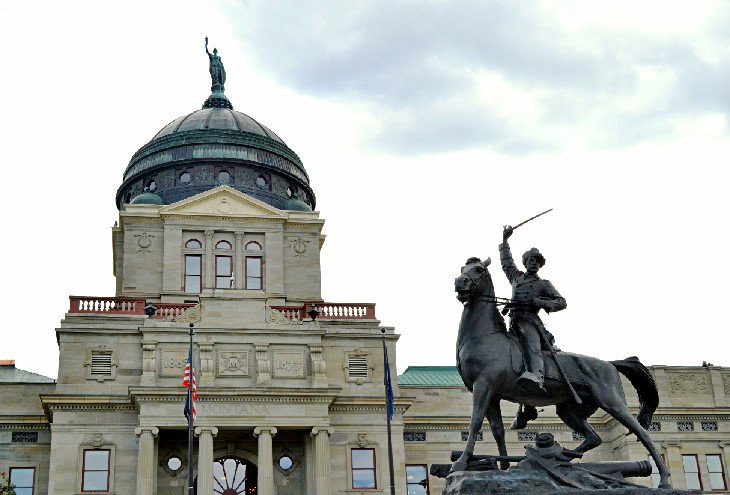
[0,1,728,379]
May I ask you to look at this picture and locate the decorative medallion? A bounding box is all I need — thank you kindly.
[266,308,302,325]
[135,232,155,254]
[175,304,201,323]
[214,196,233,214]
[288,236,310,258]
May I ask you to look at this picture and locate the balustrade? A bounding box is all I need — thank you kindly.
[68,297,195,319]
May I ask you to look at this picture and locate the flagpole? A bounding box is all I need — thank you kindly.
[187,322,194,495]
[381,328,396,495]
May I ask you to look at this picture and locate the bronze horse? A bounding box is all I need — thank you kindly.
[451,257,671,488]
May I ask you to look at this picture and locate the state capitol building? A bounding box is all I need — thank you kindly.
[0,56,728,495]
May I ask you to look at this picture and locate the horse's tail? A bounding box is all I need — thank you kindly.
[609,356,658,428]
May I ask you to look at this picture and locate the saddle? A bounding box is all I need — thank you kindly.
[510,337,589,387]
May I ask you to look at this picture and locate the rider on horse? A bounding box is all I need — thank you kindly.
[501,225,566,428]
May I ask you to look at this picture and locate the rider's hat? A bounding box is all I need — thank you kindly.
[522,248,545,267]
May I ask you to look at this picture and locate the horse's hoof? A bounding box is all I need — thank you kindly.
[500,461,510,471]
[450,461,467,473]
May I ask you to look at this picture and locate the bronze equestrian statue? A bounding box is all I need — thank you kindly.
[450,228,671,488]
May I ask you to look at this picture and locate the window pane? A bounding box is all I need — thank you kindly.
[707,454,722,472]
[215,240,232,250]
[10,468,34,487]
[353,469,376,488]
[682,456,698,473]
[247,257,261,273]
[216,257,231,275]
[685,473,701,490]
[710,472,726,490]
[186,256,201,275]
[186,276,201,293]
[246,277,262,290]
[84,450,109,471]
[352,449,374,469]
[15,488,32,495]
[83,471,109,491]
[185,239,202,249]
[245,241,262,250]
[406,465,427,480]
[408,485,427,495]
[707,455,726,490]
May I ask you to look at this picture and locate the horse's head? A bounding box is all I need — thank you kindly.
[455,257,494,304]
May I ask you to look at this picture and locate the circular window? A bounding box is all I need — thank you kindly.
[256,175,268,189]
[218,170,231,184]
[278,455,293,470]
[148,180,157,192]
[167,456,182,471]
[179,172,191,184]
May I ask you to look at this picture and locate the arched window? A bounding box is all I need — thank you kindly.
[245,241,262,251]
[215,240,232,250]
[205,457,258,495]
[185,239,202,249]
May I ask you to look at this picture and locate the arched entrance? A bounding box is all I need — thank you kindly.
[195,456,258,495]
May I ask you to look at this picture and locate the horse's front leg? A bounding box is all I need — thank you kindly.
[486,401,508,470]
[451,378,493,472]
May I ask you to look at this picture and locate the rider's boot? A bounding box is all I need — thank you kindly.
[518,371,545,393]
[509,405,538,430]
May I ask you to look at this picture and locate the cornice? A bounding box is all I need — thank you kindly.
[0,424,50,430]
[330,396,415,414]
[130,386,341,404]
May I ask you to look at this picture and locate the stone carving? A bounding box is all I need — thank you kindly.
[159,350,188,377]
[217,351,250,377]
[668,373,711,395]
[288,236,310,258]
[266,308,302,325]
[214,197,232,214]
[309,346,327,387]
[91,433,113,448]
[175,304,201,323]
[255,345,271,385]
[135,231,155,254]
[722,374,730,396]
[273,351,306,378]
[356,433,369,447]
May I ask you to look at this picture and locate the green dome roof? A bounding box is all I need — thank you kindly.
[130,187,165,205]
[282,196,313,212]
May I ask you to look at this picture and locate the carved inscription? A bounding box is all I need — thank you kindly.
[217,351,250,377]
[199,403,270,416]
[668,373,711,396]
[273,351,306,379]
[160,351,188,377]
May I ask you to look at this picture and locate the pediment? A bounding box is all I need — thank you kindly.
[161,186,286,219]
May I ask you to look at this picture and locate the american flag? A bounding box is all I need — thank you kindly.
[183,350,197,421]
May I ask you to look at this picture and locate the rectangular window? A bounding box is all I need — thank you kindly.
[215,255,232,289]
[648,454,665,489]
[351,448,376,489]
[184,255,202,293]
[406,464,430,495]
[82,449,110,492]
[682,455,702,491]
[707,454,727,491]
[9,467,34,495]
[245,256,262,290]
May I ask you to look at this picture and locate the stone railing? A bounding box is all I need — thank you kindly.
[68,297,196,320]
[270,302,377,322]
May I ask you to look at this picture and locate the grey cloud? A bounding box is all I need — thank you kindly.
[228,1,729,155]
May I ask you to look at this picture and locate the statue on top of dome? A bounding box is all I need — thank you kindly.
[205,36,226,93]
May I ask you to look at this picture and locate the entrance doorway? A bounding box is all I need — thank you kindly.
[195,456,258,495]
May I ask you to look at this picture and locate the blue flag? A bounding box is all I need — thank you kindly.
[384,346,394,419]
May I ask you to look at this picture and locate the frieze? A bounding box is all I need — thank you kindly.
[217,351,250,377]
[667,372,712,395]
[198,402,271,416]
[273,350,306,379]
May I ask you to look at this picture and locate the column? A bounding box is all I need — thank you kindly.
[234,231,244,289]
[135,426,159,495]
[311,427,333,495]
[195,426,219,494]
[254,426,277,495]
[204,230,215,289]
[662,441,685,488]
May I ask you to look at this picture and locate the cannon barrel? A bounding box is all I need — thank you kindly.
[577,460,652,478]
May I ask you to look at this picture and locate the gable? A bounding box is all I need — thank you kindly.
[160,186,287,220]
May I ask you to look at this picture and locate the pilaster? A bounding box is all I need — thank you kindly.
[195,426,219,494]
[311,427,333,495]
[135,426,159,495]
[254,426,277,495]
